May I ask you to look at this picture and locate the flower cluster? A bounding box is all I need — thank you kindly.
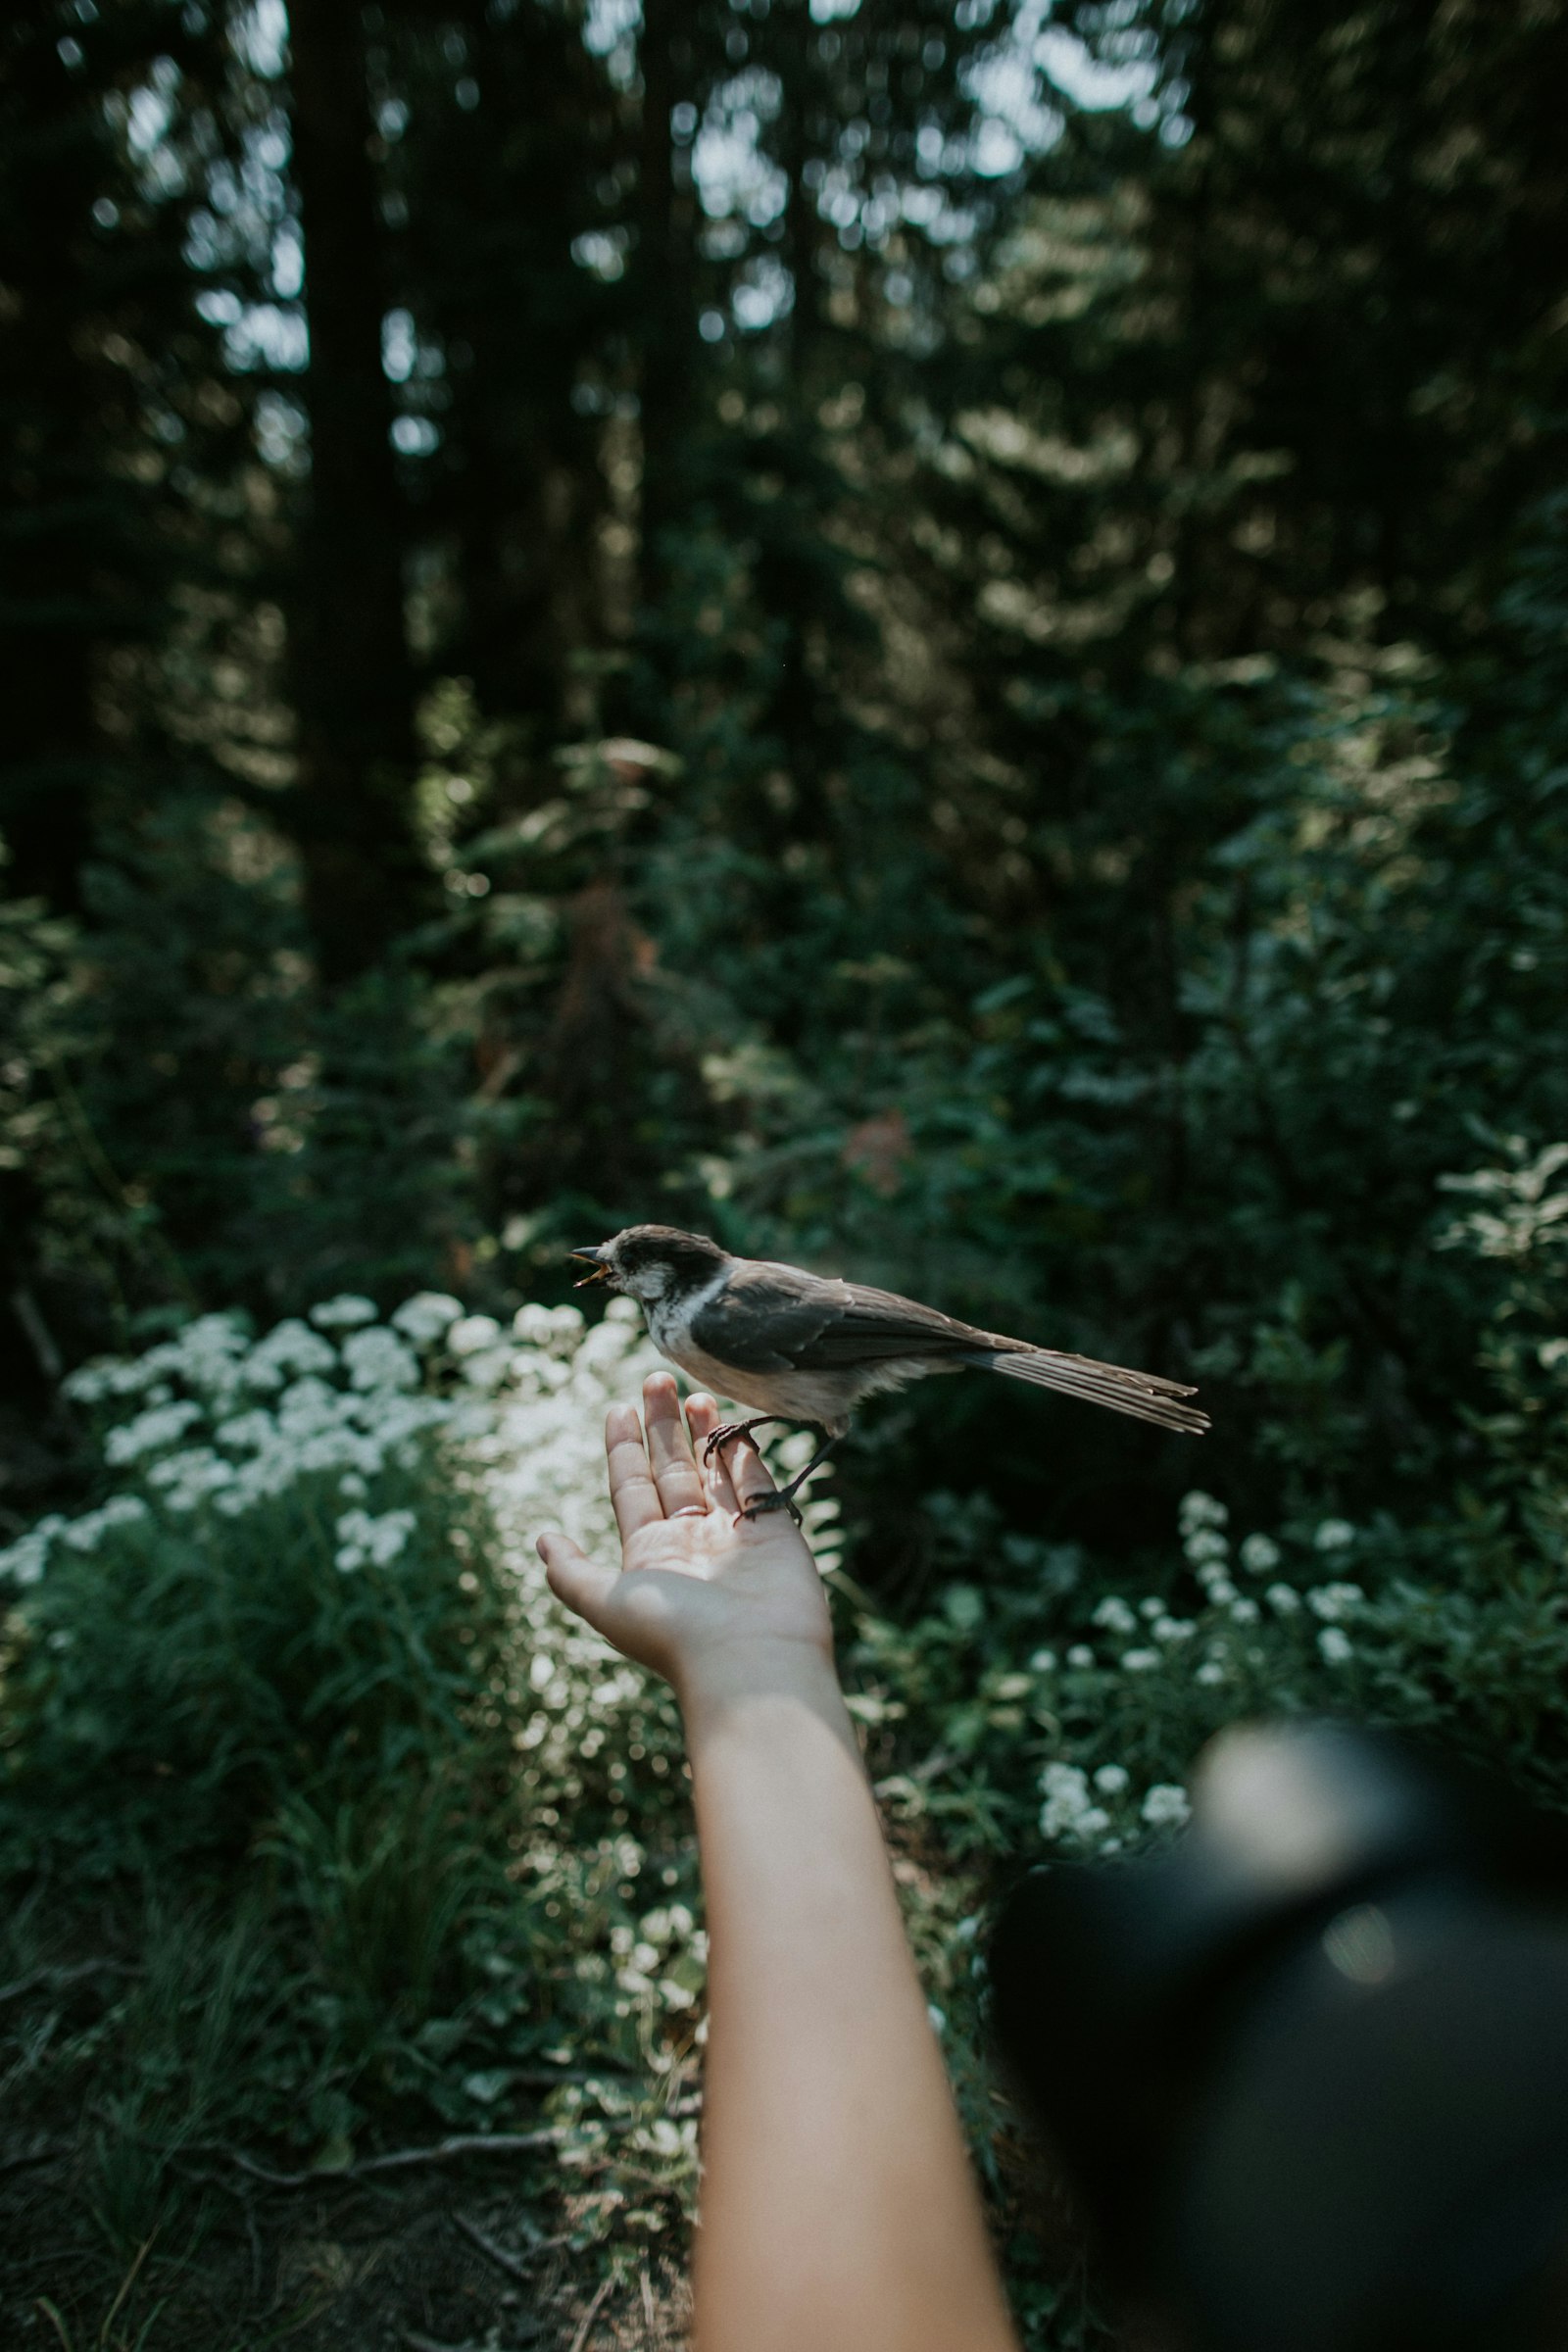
[863,1485,1390,1879]
[0,1279,844,2217]
[0,1306,479,1591]
[1036,1757,1193,1851]
[334,1507,416,1572]
[0,1494,153,1588]
[3,1290,841,1624]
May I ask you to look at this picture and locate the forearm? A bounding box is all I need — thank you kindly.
[679,1641,1019,2352]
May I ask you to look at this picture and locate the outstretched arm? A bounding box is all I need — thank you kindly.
[538,1373,1018,2352]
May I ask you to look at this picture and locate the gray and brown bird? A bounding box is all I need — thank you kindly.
[570,1225,1207,1521]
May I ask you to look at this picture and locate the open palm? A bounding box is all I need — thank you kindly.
[536,1374,835,1689]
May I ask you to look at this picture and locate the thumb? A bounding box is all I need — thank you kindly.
[537,1530,618,1633]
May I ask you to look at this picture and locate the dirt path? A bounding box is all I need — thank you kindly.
[1,2159,690,2352]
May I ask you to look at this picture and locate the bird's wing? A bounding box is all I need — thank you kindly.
[688,1262,1206,1433]
[688,1264,985,1374]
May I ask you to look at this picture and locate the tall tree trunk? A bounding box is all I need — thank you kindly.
[437,0,597,732]
[634,0,695,612]
[286,0,424,983]
[777,0,822,357]
[0,21,115,914]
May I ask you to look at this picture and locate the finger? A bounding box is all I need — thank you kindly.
[644,1372,708,1518]
[538,1531,618,1633]
[727,1430,780,1519]
[606,1401,663,1542]
[685,1394,738,1515]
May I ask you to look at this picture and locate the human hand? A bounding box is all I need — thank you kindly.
[536,1373,835,1701]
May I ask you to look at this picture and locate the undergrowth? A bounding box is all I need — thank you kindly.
[2,1140,1566,2346]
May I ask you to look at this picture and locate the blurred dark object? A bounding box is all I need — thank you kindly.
[991,1722,1568,2352]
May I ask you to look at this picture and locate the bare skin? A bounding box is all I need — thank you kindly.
[537,1372,1020,2352]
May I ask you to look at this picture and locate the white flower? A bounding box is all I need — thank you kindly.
[148,1447,235,1510]
[63,1357,139,1404]
[172,1313,251,1380]
[1229,1597,1260,1626]
[1039,1760,1093,1838]
[1185,1528,1230,1566]
[1318,1626,1354,1665]
[1027,1647,1057,1674]
[1066,1644,1096,1670]
[1153,1615,1196,1643]
[1120,1647,1160,1672]
[1239,1533,1282,1574]
[215,1408,274,1451]
[104,1398,204,1464]
[1308,1582,1365,1622]
[1196,1659,1227,1686]
[0,1514,66,1588]
[1142,1783,1191,1829]
[1092,1595,1137,1635]
[60,1495,151,1552]
[0,1537,47,1586]
[1313,1518,1355,1552]
[309,1295,378,1331]
[1094,1764,1130,1794]
[1203,1575,1239,1607]
[391,1292,464,1346]
[243,1319,336,1388]
[334,1505,416,1571]
[579,1317,639,1372]
[1178,1491,1228,1534]
[341,1327,420,1394]
[449,1314,504,1357]
[1265,1582,1301,1616]
[511,1302,560,1346]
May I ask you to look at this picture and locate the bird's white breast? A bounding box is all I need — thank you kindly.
[643,1265,730,1365]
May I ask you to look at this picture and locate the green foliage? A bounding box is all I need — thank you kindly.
[3,1137,1565,2346]
[2,1329,499,1868]
[0,1296,839,2286]
[4,0,1568,2338]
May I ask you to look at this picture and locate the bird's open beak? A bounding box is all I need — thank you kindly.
[569,1245,610,1288]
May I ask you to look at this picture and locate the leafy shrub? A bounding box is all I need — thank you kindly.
[0,1287,837,2221]
[0,1294,506,1863]
[1,1141,1562,2336]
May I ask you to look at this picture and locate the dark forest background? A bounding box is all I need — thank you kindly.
[6,0,1568,1564]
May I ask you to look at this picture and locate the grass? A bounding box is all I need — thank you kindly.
[6,1281,1568,2346]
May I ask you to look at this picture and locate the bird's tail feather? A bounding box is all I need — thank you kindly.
[967,1345,1209,1435]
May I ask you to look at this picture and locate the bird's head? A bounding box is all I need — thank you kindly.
[569,1225,730,1306]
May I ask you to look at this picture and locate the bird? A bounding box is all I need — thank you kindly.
[570,1225,1207,1523]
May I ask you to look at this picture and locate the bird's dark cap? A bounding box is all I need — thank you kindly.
[568,1226,729,1291]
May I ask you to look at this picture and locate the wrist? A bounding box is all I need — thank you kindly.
[674,1631,844,1737]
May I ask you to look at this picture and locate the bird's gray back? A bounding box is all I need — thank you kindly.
[687,1260,989,1373]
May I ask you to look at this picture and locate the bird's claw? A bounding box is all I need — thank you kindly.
[703,1417,772,1464]
[733,1490,805,1530]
